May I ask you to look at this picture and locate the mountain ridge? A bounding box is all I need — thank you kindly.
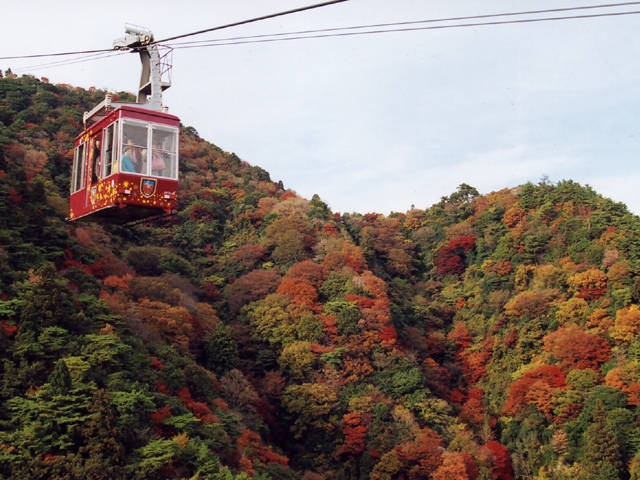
[1,73,640,479]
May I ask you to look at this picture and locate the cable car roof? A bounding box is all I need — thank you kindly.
[82,94,179,129]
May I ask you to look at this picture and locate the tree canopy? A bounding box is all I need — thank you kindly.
[1,74,640,479]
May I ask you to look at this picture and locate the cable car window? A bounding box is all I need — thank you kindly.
[102,122,117,177]
[121,121,148,174]
[90,135,102,184]
[71,142,86,192]
[151,126,178,179]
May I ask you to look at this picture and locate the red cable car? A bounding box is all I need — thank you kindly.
[69,26,180,223]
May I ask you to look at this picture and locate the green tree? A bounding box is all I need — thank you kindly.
[129,438,179,480]
[319,271,354,301]
[324,300,361,335]
[48,358,72,394]
[278,341,315,379]
[15,264,83,332]
[2,384,94,459]
[283,382,338,439]
[76,389,127,480]
[245,293,296,346]
[262,216,312,265]
[581,400,622,479]
[308,193,331,220]
[203,322,239,375]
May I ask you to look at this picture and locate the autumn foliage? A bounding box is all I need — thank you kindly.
[484,441,514,480]
[543,324,611,372]
[434,235,475,276]
[337,411,368,458]
[1,77,640,480]
[569,268,608,300]
[503,365,566,418]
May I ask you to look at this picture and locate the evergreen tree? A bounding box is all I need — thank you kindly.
[48,358,71,394]
[76,389,127,480]
[581,400,622,479]
[203,322,239,375]
[16,264,82,333]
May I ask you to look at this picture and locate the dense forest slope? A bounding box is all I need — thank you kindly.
[2,74,640,480]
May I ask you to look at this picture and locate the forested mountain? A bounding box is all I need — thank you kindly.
[2,73,640,480]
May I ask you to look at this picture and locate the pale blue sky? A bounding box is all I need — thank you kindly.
[4,0,640,214]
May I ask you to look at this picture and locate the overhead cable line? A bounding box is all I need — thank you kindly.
[167,8,640,49]
[1,1,638,61]
[168,0,640,47]
[0,0,349,61]
[9,51,125,74]
[154,0,349,43]
[0,48,115,61]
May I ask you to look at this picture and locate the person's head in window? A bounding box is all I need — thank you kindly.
[152,150,165,175]
[121,145,136,172]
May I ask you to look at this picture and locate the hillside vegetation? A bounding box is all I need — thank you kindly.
[2,74,640,480]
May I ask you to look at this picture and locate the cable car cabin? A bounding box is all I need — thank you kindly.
[69,25,179,223]
[69,102,179,223]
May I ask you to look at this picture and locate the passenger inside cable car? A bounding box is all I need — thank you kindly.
[91,137,101,183]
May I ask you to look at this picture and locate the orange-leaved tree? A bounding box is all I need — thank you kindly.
[610,304,640,345]
[503,365,566,419]
[543,324,611,373]
[336,411,369,458]
[568,268,608,300]
[432,451,478,480]
[395,427,444,479]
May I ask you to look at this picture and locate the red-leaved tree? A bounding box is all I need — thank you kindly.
[434,235,475,276]
[337,411,368,458]
[484,441,514,480]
